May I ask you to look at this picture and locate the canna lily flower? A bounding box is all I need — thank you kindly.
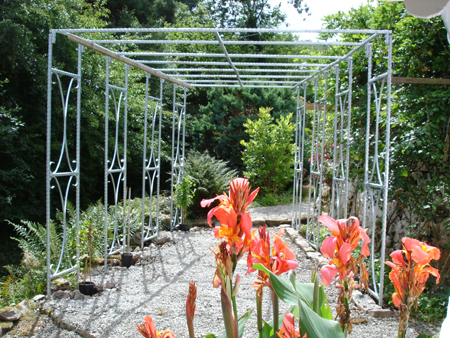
[277,312,306,338]
[137,316,157,338]
[385,237,440,338]
[137,316,176,338]
[201,178,259,258]
[247,226,298,333]
[186,281,197,338]
[318,215,370,334]
[246,226,298,286]
[318,214,370,289]
[157,331,175,338]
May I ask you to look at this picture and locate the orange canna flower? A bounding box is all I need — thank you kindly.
[318,215,370,289]
[157,331,176,338]
[385,237,440,338]
[137,316,158,338]
[385,237,440,309]
[277,312,306,338]
[137,316,176,338]
[247,226,298,293]
[318,215,370,334]
[201,178,259,257]
[186,281,197,338]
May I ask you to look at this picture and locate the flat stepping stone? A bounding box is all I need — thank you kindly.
[0,307,21,321]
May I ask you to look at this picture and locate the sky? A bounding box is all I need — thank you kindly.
[269,0,375,31]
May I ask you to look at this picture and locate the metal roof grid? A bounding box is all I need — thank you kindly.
[60,28,390,89]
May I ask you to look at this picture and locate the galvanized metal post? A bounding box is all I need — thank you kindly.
[46,31,55,298]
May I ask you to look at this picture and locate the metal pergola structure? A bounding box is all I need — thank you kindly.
[46,27,392,305]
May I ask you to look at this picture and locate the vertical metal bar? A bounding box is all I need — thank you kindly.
[156,78,164,237]
[141,73,150,249]
[170,84,177,230]
[181,87,187,224]
[344,58,353,219]
[316,71,329,245]
[306,77,317,245]
[364,43,377,299]
[292,86,300,229]
[75,44,83,283]
[46,31,55,297]
[122,65,129,252]
[300,82,307,230]
[104,56,111,270]
[331,66,339,219]
[378,32,392,307]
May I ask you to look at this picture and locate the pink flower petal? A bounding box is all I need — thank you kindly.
[318,214,340,235]
[321,265,338,286]
[320,236,337,258]
[410,245,429,264]
[390,250,405,266]
[361,241,370,257]
[338,242,352,265]
[206,207,218,226]
[200,195,224,208]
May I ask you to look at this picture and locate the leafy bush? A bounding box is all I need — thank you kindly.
[184,150,238,216]
[241,107,295,194]
[0,220,62,306]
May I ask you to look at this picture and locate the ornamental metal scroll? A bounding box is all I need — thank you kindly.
[140,75,164,246]
[103,57,129,263]
[170,84,188,231]
[46,38,82,294]
[292,84,308,231]
[305,72,330,250]
[330,59,353,220]
[363,39,392,305]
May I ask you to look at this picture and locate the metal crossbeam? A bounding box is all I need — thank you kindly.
[215,32,242,87]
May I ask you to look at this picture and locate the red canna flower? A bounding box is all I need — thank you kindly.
[318,215,370,288]
[384,237,441,337]
[384,237,440,338]
[137,316,157,338]
[201,178,259,259]
[277,312,306,338]
[136,316,176,338]
[186,281,197,338]
[318,215,370,334]
[157,331,176,338]
[246,226,298,293]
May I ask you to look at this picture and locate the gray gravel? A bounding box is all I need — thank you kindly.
[31,226,441,338]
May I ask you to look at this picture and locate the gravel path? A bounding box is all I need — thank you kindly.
[13,226,440,338]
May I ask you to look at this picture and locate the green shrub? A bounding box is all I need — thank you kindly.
[184,150,238,216]
[241,107,295,194]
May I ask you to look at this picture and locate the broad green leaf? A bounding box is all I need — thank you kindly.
[216,309,254,338]
[318,285,333,320]
[294,283,346,338]
[253,264,314,308]
[238,309,254,338]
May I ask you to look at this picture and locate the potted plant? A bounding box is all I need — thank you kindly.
[121,188,133,268]
[79,219,95,295]
[176,174,196,230]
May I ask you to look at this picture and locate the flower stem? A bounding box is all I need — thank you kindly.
[232,295,238,322]
[256,292,263,336]
[221,288,239,338]
[271,288,279,333]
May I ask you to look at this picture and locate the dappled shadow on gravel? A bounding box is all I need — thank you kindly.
[39,226,441,338]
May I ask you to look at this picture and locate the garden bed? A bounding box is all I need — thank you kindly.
[7,227,441,338]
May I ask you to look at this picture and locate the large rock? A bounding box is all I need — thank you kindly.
[50,277,71,291]
[0,307,21,321]
[52,290,71,300]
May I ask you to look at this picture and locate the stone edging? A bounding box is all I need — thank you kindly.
[40,305,98,338]
[283,225,396,318]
